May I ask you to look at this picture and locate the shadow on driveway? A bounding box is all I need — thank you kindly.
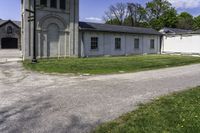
[0,95,100,133]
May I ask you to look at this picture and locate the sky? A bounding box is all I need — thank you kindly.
[0,0,200,23]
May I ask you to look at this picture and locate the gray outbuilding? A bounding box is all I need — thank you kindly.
[79,22,162,57]
[0,20,21,49]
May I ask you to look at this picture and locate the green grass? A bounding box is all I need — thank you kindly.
[93,87,200,133]
[23,55,200,74]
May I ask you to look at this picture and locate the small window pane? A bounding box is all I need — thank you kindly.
[60,0,66,10]
[91,37,98,50]
[150,39,155,49]
[7,26,13,34]
[134,39,139,49]
[40,0,47,7]
[115,38,121,49]
[50,0,57,8]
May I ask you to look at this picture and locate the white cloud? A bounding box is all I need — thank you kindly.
[168,0,200,8]
[84,17,103,23]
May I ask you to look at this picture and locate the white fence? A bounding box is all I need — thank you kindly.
[162,34,200,55]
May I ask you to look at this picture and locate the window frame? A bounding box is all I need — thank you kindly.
[60,0,66,10]
[115,38,121,50]
[7,26,13,34]
[134,38,140,49]
[50,0,57,8]
[40,0,47,7]
[150,39,155,49]
[91,37,99,50]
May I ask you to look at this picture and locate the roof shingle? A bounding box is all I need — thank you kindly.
[160,27,193,34]
[0,20,21,28]
[79,22,161,35]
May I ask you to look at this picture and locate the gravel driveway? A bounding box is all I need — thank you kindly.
[0,50,22,62]
[0,61,200,133]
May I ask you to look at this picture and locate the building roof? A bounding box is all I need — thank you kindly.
[79,22,162,35]
[160,27,193,34]
[0,19,21,28]
[193,29,200,34]
[0,19,7,26]
[12,21,21,27]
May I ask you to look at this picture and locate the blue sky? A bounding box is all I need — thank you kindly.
[0,0,200,22]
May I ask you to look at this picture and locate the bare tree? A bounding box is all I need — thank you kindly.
[103,11,114,23]
[103,3,128,25]
[127,3,147,26]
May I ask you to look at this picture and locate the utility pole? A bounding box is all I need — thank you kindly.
[26,0,37,63]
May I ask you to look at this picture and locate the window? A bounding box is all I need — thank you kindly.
[115,38,121,50]
[134,38,139,49]
[60,0,66,10]
[7,26,13,34]
[91,37,98,50]
[150,39,155,49]
[50,0,57,8]
[40,0,47,7]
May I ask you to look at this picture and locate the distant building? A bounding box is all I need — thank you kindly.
[21,0,162,60]
[0,20,21,49]
[160,28,200,55]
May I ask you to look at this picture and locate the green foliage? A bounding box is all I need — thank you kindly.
[23,55,200,75]
[93,87,200,133]
[193,15,200,30]
[105,18,121,25]
[149,18,164,30]
[104,0,197,30]
[123,16,133,26]
[176,12,194,30]
[146,0,172,19]
[160,8,178,28]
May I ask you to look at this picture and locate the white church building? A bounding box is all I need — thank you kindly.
[21,0,162,60]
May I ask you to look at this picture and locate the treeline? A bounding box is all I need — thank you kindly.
[103,0,200,30]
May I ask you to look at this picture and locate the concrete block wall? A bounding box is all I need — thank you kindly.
[80,31,160,57]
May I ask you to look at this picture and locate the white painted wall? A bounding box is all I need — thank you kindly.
[162,34,200,54]
[81,31,161,57]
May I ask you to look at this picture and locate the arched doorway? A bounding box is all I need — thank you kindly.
[39,15,68,58]
[1,38,18,49]
[47,24,59,57]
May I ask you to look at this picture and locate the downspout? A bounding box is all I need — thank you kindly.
[160,35,163,54]
[73,0,76,55]
[82,31,85,57]
[142,35,144,54]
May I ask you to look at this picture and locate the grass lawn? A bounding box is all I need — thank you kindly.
[23,55,200,74]
[93,86,200,133]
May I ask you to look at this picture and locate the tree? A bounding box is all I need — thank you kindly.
[127,3,147,26]
[103,0,195,31]
[103,3,128,25]
[146,0,172,20]
[160,8,177,28]
[176,12,194,30]
[193,15,200,30]
[105,18,122,25]
[146,0,174,30]
[123,16,133,26]
[149,18,164,30]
